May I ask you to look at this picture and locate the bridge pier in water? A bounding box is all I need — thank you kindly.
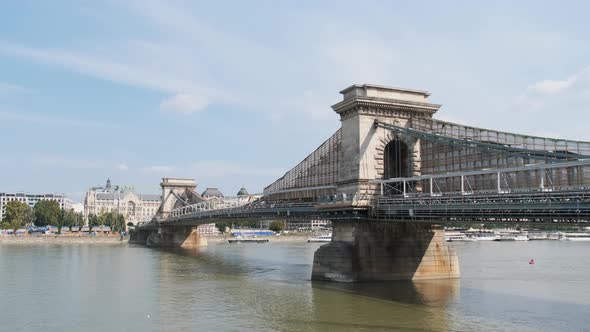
[312,221,460,282]
[131,227,207,248]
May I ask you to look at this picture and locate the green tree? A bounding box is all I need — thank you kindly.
[75,212,84,231]
[111,212,126,232]
[61,209,77,232]
[34,200,61,227]
[269,220,284,233]
[97,212,108,227]
[2,201,33,231]
[96,211,126,232]
[88,214,99,231]
[216,222,229,234]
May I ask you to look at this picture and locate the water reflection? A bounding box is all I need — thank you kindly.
[149,245,460,331]
[312,279,459,306]
[309,280,458,331]
[3,242,590,331]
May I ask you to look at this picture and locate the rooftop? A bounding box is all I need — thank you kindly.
[202,188,224,198]
[340,84,431,103]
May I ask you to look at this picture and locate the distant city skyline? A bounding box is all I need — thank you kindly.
[1,1,590,201]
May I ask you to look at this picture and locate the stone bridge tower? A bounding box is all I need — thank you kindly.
[312,85,458,282]
[158,178,204,219]
[332,84,441,200]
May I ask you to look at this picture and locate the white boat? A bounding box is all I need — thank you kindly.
[494,233,529,241]
[445,231,476,242]
[559,232,590,241]
[228,235,269,243]
[528,232,549,240]
[514,235,529,241]
[307,233,332,243]
[468,232,497,241]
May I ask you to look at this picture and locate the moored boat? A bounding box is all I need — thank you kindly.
[495,233,529,241]
[469,232,497,241]
[228,236,270,243]
[445,231,476,242]
[307,233,332,243]
[559,232,590,241]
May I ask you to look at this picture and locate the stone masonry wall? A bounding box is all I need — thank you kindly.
[312,221,460,282]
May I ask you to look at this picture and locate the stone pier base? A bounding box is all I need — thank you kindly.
[145,227,208,248]
[312,221,459,282]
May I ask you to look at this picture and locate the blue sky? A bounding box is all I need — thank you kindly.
[1,0,589,202]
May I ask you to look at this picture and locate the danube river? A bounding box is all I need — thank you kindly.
[1,241,589,331]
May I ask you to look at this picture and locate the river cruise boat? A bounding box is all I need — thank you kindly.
[528,232,549,240]
[228,236,270,243]
[514,234,530,241]
[558,232,590,241]
[307,233,332,243]
[494,233,529,241]
[445,231,476,242]
[468,232,497,241]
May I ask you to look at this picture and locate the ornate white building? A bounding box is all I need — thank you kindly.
[83,179,161,225]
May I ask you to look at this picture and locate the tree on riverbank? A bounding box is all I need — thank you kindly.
[75,212,84,231]
[94,211,126,232]
[269,221,284,233]
[1,201,33,231]
[88,214,99,231]
[34,200,61,226]
[59,209,77,233]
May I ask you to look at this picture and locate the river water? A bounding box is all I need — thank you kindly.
[1,241,589,331]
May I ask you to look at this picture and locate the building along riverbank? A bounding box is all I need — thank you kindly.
[0,235,126,244]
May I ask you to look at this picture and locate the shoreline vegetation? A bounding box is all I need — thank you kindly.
[0,234,312,245]
[0,235,126,244]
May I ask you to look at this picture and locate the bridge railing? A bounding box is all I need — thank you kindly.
[165,199,320,223]
[372,189,590,222]
[374,159,590,197]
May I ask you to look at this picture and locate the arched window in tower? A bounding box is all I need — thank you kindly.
[383,139,410,179]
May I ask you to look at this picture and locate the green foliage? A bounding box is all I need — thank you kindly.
[215,222,230,233]
[111,212,126,232]
[3,201,33,231]
[269,220,284,233]
[75,212,84,230]
[88,214,99,231]
[34,200,61,227]
[95,211,126,232]
[61,209,77,233]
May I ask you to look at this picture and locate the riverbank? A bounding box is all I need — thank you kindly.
[0,235,126,244]
[0,234,311,245]
[205,234,310,244]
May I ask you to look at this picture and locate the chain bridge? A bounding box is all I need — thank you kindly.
[133,84,590,282]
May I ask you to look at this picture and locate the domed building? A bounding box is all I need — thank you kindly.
[236,186,249,196]
[201,188,224,199]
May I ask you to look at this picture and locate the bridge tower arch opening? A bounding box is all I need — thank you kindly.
[383,139,410,179]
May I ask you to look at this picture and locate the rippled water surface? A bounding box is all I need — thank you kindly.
[1,241,589,331]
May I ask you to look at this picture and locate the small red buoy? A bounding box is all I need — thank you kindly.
[529,258,535,265]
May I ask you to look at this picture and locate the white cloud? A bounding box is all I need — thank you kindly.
[160,93,209,114]
[0,109,115,128]
[505,66,590,141]
[0,43,194,94]
[517,66,590,110]
[142,165,174,173]
[116,163,129,171]
[527,79,572,95]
